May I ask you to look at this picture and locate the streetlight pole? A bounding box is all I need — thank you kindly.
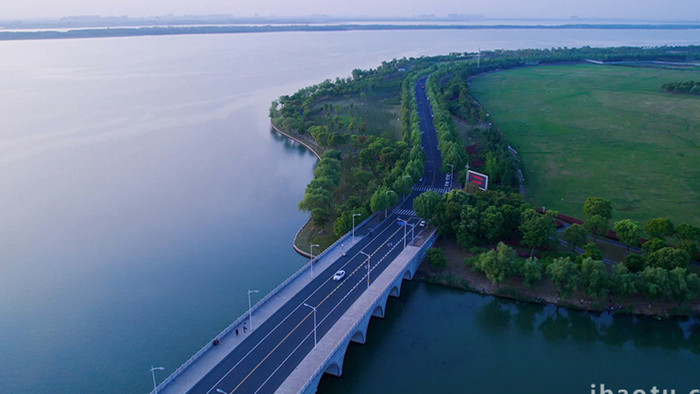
[352,213,361,243]
[310,244,319,277]
[360,251,370,289]
[447,164,454,190]
[465,163,470,188]
[408,222,417,245]
[150,366,165,394]
[247,289,259,331]
[398,219,407,249]
[303,303,318,349]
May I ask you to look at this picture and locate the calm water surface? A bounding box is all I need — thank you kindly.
[0,29,699,392]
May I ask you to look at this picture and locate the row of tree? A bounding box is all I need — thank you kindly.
[417,189,700,303]
[469,242,699,303]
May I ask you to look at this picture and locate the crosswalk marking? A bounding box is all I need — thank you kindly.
[414,186,449,194]
[394,208,417,217]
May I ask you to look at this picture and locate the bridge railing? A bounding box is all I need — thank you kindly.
[154,212,379,393]
[298,230,437,394]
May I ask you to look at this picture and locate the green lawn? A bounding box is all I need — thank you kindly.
[470,64,700,226]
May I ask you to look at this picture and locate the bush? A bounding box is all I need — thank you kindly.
[426,248,447,269]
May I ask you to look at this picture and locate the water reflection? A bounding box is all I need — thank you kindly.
[319,281,700,394]
[270,127,316,157]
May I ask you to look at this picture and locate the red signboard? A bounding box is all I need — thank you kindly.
[467,170,489,191]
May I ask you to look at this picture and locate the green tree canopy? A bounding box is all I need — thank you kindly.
[413,190,442,223]
[521,257,543,287]
[473,242,517,284]
[644,217,675,240]
[520,208,557,257]
[580,258,610,298]
[562,224,588,251]
[646,247,690,270]
[370,186,398,217]
[584,214,608,239]
[676,223,700,242]
[546,256,579,298]
[623,253,646,273]
[613,219,642,252]
[642,238,667,254]
[426,248,447,269]
[584,197,613,220]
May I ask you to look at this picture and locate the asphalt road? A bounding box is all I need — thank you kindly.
[187,78,446,394]
[415,76,447,190]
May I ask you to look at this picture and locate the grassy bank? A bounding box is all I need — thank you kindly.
[470,64,700,226]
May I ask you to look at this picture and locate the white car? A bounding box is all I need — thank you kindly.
[333,270,346,281]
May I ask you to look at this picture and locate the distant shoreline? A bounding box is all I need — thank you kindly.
[2,23,700,41]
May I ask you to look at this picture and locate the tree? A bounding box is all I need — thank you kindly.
[370,187,397,217]
[310,207,330,225]
[668,267,695,303]
[678,240,700,261]
[581,243,603,261]
[546,257,579,298]
[413,191,442,222]
[521,257,543,287]
[613,219,642,253]
[457,205,481,247]
[333,209,367,237]
[562,224,588,251]
[644,217,675,240]
[642,238,667,254]
[676,223,700,242]
[584,197,613,221]
[623,254,646,273]
[393,174,414,197]
[611,264,637,298]
[646,247,690,270]
[481,205,505,241]
[426,248,447,269]
[584,214,608,240]
[638,266,671,300]
[434,190,469,236]
[580,258,609,298]
[520,209,557,257]
[473,242,516,284]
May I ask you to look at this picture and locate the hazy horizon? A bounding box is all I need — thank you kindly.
[1,0,698,23]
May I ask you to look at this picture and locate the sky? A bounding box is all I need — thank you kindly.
[0,0,698,21]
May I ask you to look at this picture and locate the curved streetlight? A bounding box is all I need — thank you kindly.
[397,219,408,249]
[247,289,259,331]
[360,251,371,289]
[303,303,318,349]
[150,366,165,394]
[216,389,230,394]
[352,213,361,242]
[310,244,320,277]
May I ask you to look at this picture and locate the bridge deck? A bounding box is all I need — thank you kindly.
[277,228,436,393]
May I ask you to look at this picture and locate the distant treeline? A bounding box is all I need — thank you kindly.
[661,80,700,95]
[2,23,700,41]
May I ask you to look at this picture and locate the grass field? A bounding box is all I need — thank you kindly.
[470,64,700,226]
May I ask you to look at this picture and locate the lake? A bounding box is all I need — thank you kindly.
[0,28,698,393]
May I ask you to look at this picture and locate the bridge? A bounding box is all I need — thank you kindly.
[153,77,447,394]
